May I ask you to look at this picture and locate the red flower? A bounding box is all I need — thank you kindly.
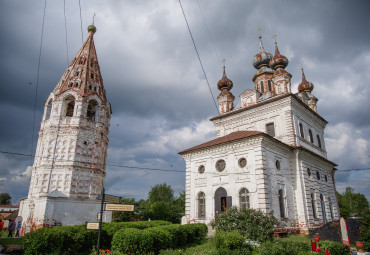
[316,247,321,252]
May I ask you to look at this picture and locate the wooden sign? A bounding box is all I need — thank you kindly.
[104,194,120,204]
[86,222,100,230]
[105,204,134,211]
[340,217,350,247]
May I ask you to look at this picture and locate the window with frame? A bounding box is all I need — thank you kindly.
[317,135,322,148]
[299,122,305,138]
[239,188,250,209]
[309,129,314,143]
[64,96,75,117]
[87,100,98,121]
[260,80,264,93]
[215,159,226,172]
[266,123,275,137]
[320,194,327,223]
[316,171,320,180]
[45,99,52,120]
[198,192,206,219]
[311,193,317,219]
[328,197,334,219]
[268,80,272,91]
[307,168,311,176]
[278,189,286,218]
[238,158,247,168]
[198,165,205,174]
[276,160,281,170]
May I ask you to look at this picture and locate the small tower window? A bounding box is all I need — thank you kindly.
[299,122,305,138]
[90,61,94,68]
[317,135,322,148]
[276,160,281,170]
[45,99,52,120]
[89,85,92,90]
[63,96,75,117]
[86,100,98,121]
[268,80,272,91]
[320,194,327,223]
[76,71,80,77]
[307,168,311,176]
[260,80,264,93]
[316,171,320,180]
[309,129,314,143]
[266,123,275,137]
[278,189,286,218]
[198,192,206,219]
[239,188,250,209]
[91,73,94,79]
[311,193,317,219]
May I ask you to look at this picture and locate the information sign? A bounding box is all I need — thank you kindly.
[86,222,100,230]
[105,204,134,211]
[340,217,350,247]
[104,194,120,204]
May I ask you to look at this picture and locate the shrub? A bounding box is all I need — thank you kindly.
[212,207,277,243]
[319,240,350,255]
[159,224,187,248]
[259,240,310,255]
[215,231,245,250]
[111,228,143,254]
[360,210,370,252]
[180,223,208,245]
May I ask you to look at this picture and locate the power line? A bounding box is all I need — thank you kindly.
[178,0,218,112]
[31,0,47,166]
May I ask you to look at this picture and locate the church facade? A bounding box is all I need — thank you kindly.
[179,34,340,233]
[19,24,112,233]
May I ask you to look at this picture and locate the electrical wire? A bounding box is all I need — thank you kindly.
[31,0,47,166]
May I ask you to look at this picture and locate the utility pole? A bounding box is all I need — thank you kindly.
[96,187,105,255]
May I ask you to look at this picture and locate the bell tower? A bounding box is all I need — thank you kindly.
[19,24,112,231]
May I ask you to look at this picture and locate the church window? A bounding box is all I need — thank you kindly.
[317,135,322,148]
[69,82,72,88]
[198,192,206,219]
[325,174,328,182]
[316,171,320,180]
[91,73,94,79]
[278,189,286,218]
[91,61,94,68]
[260,81,264,93]
[311,193,317,218]
[198,165,205,174]
[45,99,52,120]
[268,80,272,91]
[94,86,97,92]
[307,168,311,176]
[239,188,250,209]
[89,85,92,90]
[87,100,98,121]
[64,96,75,117]
[320,194,327,223]
[328,197,334,219]
[309,129,314,143]
[215,159,226,172]
[76,71,80,77]
[299,122,305,138]
[276,160,281,170]
[238,157,247,168]
[266,123,275,137]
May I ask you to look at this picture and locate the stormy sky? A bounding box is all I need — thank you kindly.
[0,0,369,204]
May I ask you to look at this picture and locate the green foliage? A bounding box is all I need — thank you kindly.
[319,240,349,255]
[259,240,311,255]
[149,183,174,203]
[112,196,141,222]
[215,230,245,250]
[337,187,369,218]
[112,224,207,254]
[212,207,278,243]
[0,193,11,205]
[360,210,370,251]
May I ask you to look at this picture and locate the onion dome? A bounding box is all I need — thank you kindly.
[253,34,272,69]
[298,66,314,92]
[272,69,291,78]
[88,24,97,33]
[269,36,289,70]
[217,61,233,91]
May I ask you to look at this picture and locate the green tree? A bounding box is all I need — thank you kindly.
[337,187,369,218]
[112,196,140,222]
[148,183,174,203]
[0,193,11,205]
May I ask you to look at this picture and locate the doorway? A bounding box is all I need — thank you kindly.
[215,187,231,215]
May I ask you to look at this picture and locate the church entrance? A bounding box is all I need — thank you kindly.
[215,187,231,215]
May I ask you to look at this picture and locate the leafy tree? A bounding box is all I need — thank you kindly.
[148,183,174,203]
[112,196,141,222]
[0,193,11,205]
[337,187,369,218]
[360,210,370,252]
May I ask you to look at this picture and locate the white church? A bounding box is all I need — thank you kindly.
[18,24,112,233]
[179,34,340,233]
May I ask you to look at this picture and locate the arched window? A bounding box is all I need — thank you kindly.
[268,80,272,91]
[311,193,317,219]
[320,194,327,223]
[278,189,286,218]
[260,81,264,93]
[299,122,305,138]
[86,100,98,121]
[45,99,52,120]
[309,129,314,143]
[239,188,250,209]
[64,96,75,117]
[317,135,322,148]
[198,192,206,219]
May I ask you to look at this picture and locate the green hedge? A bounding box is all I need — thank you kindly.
[215,231,245,250]
[259,240,311,255]
[111,223,208,254]
[319,240,349,255]
[23,220,171,255]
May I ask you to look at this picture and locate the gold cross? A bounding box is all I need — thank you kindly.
[272,34,278,44]
[92,13,96,25]
[300,61,304,70]
[258,28,261,38]
[222,58,226,68]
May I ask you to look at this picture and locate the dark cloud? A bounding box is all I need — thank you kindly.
[0,0,369,203]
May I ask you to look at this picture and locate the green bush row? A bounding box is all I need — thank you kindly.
[215,230,245,250]
[111,223,208,254]
[23,220,171,255]
[259,239,348,255]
